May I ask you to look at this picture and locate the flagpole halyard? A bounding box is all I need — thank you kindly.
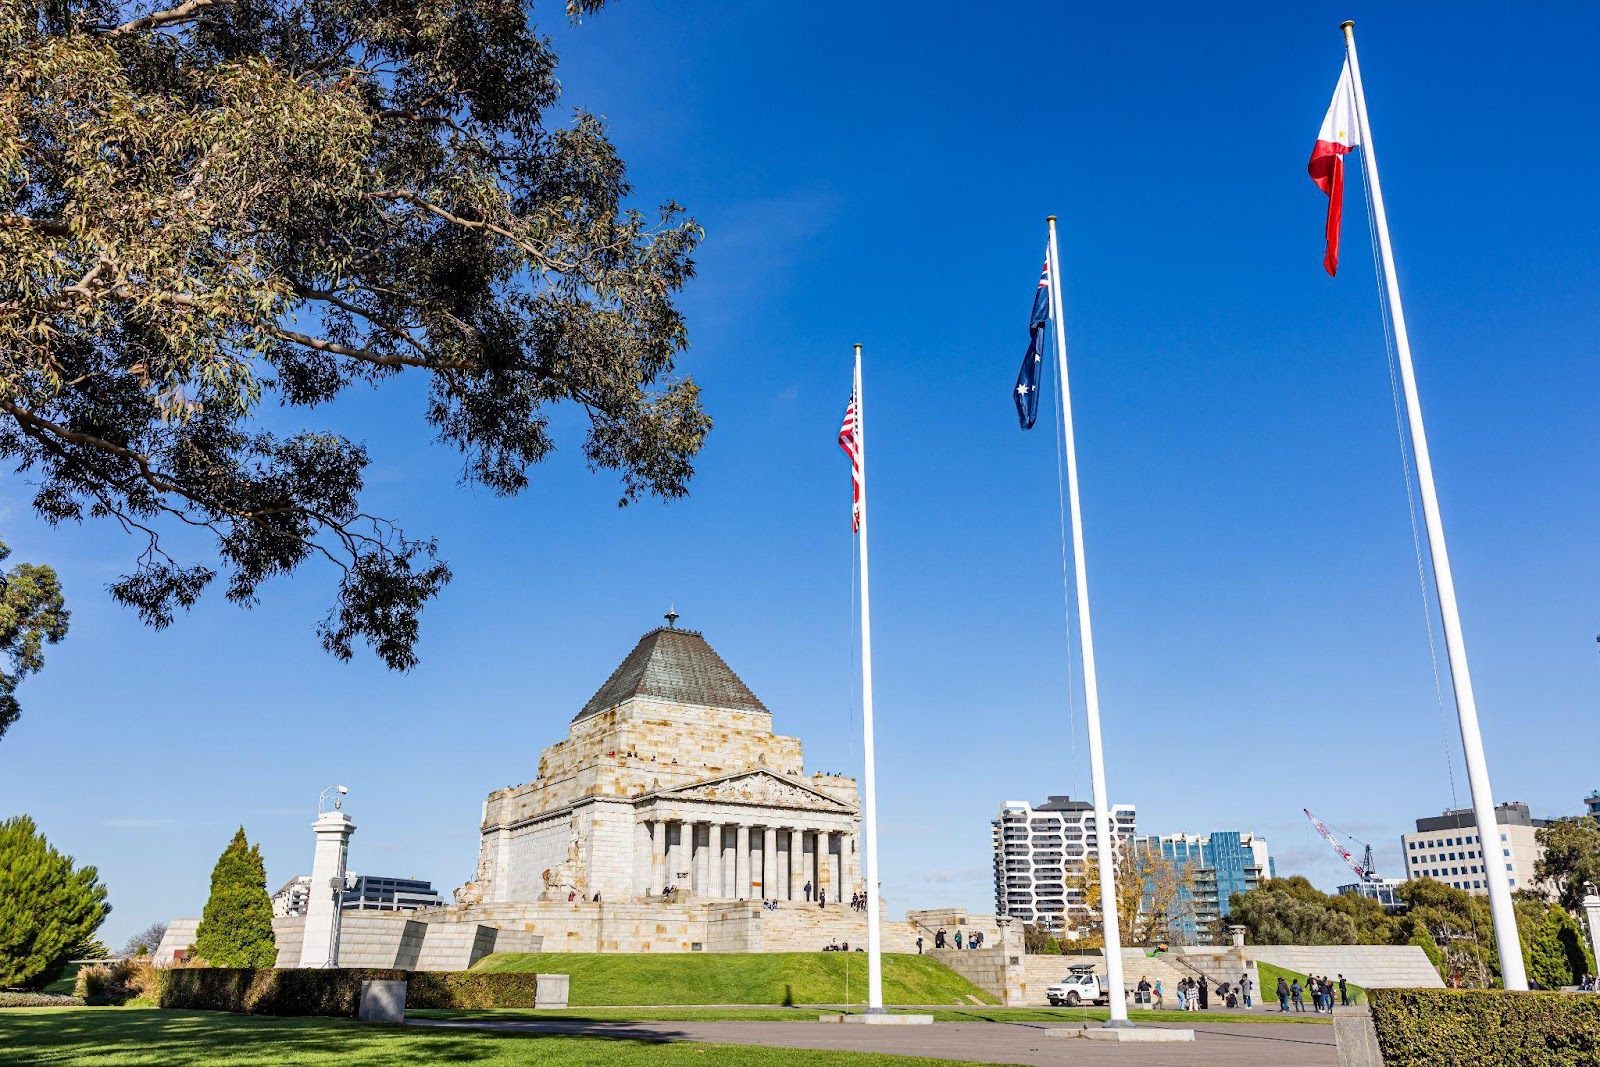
[852,343,887,1012]
[1340,23,1526,991]
[1045,216,1129,1025]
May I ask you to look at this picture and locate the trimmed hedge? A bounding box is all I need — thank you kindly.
[157,968,540,1017]
[0,991,85,1008]
[1370,988,1600,1067]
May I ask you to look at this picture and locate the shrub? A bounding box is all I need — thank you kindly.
[156,968,541,1017]
[0,991,85,1007]
[74,959,159,1006]
[0,815,110,990]
[193,829,275,968]
[1369,988,1600,1067]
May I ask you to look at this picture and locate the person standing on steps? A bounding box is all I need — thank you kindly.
[804,880,813,902]
[817,887,826,909]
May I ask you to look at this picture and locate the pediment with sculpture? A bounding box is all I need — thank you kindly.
[643,770,856,814]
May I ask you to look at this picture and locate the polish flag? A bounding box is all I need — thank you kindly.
[1308,61,1361,276]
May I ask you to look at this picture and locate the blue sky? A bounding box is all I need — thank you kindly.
[4,2,1597,949]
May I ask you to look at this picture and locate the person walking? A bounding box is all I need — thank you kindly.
[1290,979,1304,1013]
[1198,974,1209,1010]
[804,880,813,902]
[954,930,964,950]
[1239,973,1252,1008]
[1338,974,1349,1007]
[1277,975,1290,1012]
[1176,979,1188,1012]
[935,928,946,949]
[916,935,924,955]
[1152,979,1164,1009]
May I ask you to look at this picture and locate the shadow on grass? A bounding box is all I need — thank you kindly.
[0,1009,689,1066]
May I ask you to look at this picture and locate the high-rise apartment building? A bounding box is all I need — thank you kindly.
[1400,801,1548,895]
[1135,831,1274,944]
[992,796,1136,933]
[1585,791,1599,821]
[271,872,444,917]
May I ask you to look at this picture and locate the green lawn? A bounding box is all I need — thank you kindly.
[1256,961,1366,1006]
[470,951,998,1005]
[415,1004,1332,1025]
[0,1008,1004,1067]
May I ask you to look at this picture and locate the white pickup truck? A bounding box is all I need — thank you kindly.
[1045,968,1115,1007]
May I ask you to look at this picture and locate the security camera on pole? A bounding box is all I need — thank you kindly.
[299,785,352,968]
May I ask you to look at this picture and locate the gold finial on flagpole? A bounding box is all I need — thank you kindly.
[1341,20,1355,34]
[1045,215,1057,223]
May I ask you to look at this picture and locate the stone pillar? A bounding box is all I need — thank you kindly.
[761,826,777,899]
[842,830,858,896]
[789,828,806,902]
[651,820,668,893]
[830,831,844,903]
[1583,883,1600,973]
[734,824,751,899]
[706,824,724,899]
[299,809,355,968]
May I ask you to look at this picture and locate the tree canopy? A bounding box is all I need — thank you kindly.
[0,536,69,739]
[1535,817,1600,912]
[1063,839,1197,947]
[0,814,110,989]
[193,827,276,966]
[1,0,706,669]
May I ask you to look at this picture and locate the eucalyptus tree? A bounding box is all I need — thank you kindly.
[1,0,706,668]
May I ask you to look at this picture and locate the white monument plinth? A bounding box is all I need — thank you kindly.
[299,810,355,967]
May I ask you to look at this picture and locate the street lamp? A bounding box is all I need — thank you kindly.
[318,784,348,814]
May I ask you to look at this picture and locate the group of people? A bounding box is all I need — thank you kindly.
[1135,973,1253,1011]
[849,891,869,911]
[822,939,861,952]
[1277,973,1350,1012]
[915,928,985,952]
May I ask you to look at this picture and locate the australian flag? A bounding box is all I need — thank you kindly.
[1014,259,1051,429]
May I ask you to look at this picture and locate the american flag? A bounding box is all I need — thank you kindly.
[838,391,862,533]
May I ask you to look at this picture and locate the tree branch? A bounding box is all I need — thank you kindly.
[111,0,228,35]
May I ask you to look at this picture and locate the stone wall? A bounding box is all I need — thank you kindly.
[160,912,540,971]
[1250,945,1442,988]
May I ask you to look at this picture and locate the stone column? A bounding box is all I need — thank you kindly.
[651,819,668,894]
[735,824,751,899]
[761,826,777,899]
[842,830,857,897]
[299,809,355,968]
[1583,883,1600,973]
[830,831,844,903]
[707,824,724,899]
[789,828,806,902]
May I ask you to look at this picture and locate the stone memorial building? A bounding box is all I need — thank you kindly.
[457,618,863,907]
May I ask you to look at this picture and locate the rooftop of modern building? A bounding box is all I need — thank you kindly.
[576,620,768,720]
[1412,800,1548,833]
[997,796,1134,814]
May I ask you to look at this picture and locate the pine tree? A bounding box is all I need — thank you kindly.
[1525,904,1593,990]
[193,828,276,968]
[0,815,110,989]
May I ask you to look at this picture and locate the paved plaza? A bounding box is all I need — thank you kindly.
[409,1016,1339,1067]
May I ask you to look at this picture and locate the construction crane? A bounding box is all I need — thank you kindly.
[1303,808,1377,883]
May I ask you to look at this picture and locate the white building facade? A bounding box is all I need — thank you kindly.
[991,796,1136,934]
[1400,801,1548,896]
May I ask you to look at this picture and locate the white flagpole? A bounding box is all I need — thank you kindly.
[854,343,886,1012]
[1341,21,1526,991]
[1046,217,1128,1024]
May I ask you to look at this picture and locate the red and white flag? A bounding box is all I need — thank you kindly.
[838,391,861,532]
[1308,60,1361,276]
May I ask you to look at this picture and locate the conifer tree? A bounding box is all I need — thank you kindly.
[1525,904,1594,990]
[0,815,109,989]
[193,827,276,967]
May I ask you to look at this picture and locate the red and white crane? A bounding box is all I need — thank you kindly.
[1303,808,1377,882]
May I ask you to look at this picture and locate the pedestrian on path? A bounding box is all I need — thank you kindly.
[1176,979,1188,1011]
[1277,976,1289,1012]
[1290,979,1304,1012]
[1152,979,1164,1009]
[1339,975,1349,1006]
[1239,973,1252,1008]
[1198,974,1209,1010]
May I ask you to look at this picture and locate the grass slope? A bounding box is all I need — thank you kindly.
[471,952,998,1006]
[0,1008,998,1067]
[1256,961,1366,1006]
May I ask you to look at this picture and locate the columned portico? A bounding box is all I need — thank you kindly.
[789,828,805,901]
[761,826,777,898]
[735,824,751,898]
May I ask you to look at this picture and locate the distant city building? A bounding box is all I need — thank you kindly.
[1338,877,1407,911]
[1400,801,1548,896]
[271,872,443,917]
[992,796,1136,934]
[1135,831,1274,944]
[1585,791,1599,821]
